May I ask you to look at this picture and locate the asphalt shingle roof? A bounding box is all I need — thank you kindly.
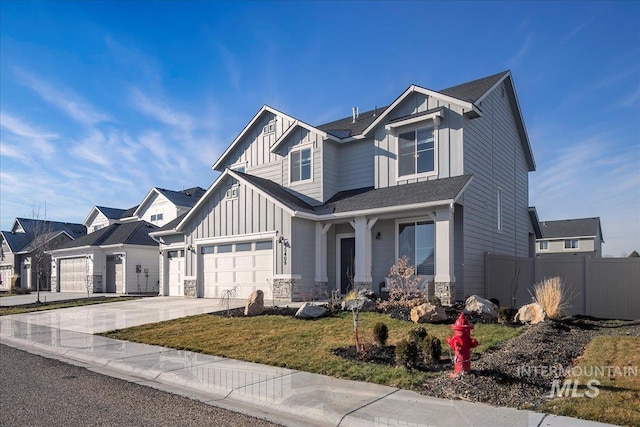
[1,232,31,252]
[156,187,206,208]
[539,218,603,240]
[318,175,472,214]
[15,218,86,239]
[96,206,128,220]
[438,71,509,103]
[238,172,471,216]
[235,172,317,213]
[56,221,158,249]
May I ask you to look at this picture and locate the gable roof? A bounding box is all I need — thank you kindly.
[96,206,128,220]
[528,207,543,239]
[1,231,32,252]
[316,105,390,139]
[234,172,317,214]
[12,218,86,239]
[131,187,206,219]
[539,217,604,242]
[54,221,158,250]
[213,105,297,171]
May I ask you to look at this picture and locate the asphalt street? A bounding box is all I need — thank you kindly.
[0,344,282,427]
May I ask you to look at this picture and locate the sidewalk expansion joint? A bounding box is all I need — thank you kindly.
[536,413,549,427]
[336,387,400,427]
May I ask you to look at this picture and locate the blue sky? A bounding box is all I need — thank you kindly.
[1,1,638,256]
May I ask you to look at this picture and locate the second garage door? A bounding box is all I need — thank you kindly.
[200,240,273,299]
[59,257,87,292]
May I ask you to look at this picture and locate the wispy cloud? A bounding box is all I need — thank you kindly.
[216,44,242,91]
[560,19,592,44]
[506,34,534,69]
[129,87,194,132]
[0,112,57,156]
[70,131,113,167]
[619,86,640,108]
[13,68,110,125]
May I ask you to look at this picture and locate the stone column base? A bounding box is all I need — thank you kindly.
[435,282,455,306]
[354,281,372,294]
[184,279,197,297]
[91,275,103,293]
[272,277,301,302]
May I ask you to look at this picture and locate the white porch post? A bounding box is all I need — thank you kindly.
[350,216,376,290]
[314,222,331,283]
[434,203,456,305]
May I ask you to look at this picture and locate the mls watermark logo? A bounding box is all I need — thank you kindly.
[547,378,600,398]
[516,364,638,399]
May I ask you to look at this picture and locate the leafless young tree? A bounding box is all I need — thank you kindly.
[25,203,55,303]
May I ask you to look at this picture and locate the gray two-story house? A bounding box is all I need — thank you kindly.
[151,70,536,304]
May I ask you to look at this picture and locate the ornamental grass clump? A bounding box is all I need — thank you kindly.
[532,276,569,319]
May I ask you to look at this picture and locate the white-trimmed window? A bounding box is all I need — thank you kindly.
[290,147,312,183]
[93,225,103,232]
[150,213,163,222]
[226,185,239,200]
[497,188,503,231]
[397,220,435,276]
[398,126,435,178]
[538,240,548,251]
[564,239,579,249]
[263,120,275,134]
[231,161,247,173]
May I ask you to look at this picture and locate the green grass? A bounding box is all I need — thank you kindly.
[0,296,141,316]
[545,335,640,426]
[103,311,521,390]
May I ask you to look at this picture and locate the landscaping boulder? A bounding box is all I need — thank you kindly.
[341,298,376,312]
[410,303,448,323]
[514,302,547,324]
[295,302,328,319]
[244,290,264,316]
[463,295,498,318]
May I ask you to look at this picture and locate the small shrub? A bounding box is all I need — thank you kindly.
[373,322,389,346]
[428,295,442,306]
[532,277,568,319]
[421,336,442,364]
[407,327,428,344]
[395,339,419,369]
[497,306,516,324]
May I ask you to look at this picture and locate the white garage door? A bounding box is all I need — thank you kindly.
[59,257,87,292]
[200,240,273,299]
[167,250,184,296]
[0,266,12,290]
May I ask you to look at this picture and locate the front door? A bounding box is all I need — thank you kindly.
[106,255,123,294]
[339,237,355,294]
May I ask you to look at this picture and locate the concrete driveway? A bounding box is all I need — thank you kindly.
[0,292,122,307]
[1,296,248,333]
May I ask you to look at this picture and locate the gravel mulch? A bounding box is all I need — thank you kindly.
[421,317,640,410]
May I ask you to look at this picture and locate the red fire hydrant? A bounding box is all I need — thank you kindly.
[447,313,479,376]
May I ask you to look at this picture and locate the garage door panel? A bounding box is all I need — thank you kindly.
[201,241,273,299]
[60,257,86,292]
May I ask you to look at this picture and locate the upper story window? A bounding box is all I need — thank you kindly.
[150,213,163,222]
[398,126,435,178]
[231,161,247,173]
[290,147,312,184]
[564,239,579,249]
[93,225,104,232]
[263,120,275,134]
[538,240,548,251]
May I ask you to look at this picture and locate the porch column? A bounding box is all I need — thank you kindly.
[350,216,377,291]
[315,223,332,296]
[434,203,456,305]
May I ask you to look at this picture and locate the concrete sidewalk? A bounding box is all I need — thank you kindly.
[0,297,613,427]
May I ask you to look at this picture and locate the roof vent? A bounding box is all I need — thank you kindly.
[352,107,359,123]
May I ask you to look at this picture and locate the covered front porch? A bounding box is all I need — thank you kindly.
[313,203,461,305]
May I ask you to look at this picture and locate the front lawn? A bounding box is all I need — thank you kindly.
[545,335,640,426]
[103,311,520,389]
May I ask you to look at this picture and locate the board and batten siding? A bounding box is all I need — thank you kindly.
[182,176,292,278]
[87,212,110,233]
[220,112,295,171]
[374,92,465,189]
[462,82,531,297]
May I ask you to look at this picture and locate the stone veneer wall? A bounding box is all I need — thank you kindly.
[272,277,302,302]
[435,282,455,306]
[354,281,372,294]
[90,275,102,293]
[184,279,197,297]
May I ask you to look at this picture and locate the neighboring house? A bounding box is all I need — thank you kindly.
[49,221,160,294]
[0,218,86,291]
[536,217,604,258]
[50,186,205,293]
[84,206,132,233]
[151,70,536,304]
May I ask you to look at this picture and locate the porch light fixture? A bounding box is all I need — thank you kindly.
[376,232,382,240]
